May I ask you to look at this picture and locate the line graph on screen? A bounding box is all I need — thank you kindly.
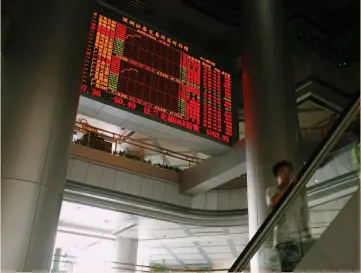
[120,68,139,73]
[125,34,142,40]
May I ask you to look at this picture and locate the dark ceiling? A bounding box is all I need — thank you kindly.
[102,0,359,70]
[181,0,360,67]
[2,0,359,70]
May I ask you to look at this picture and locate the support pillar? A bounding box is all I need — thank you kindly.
[241,0,301,272]
[1,0,92,271]
[113,237,138,271]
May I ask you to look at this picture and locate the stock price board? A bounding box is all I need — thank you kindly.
[81,7,236,145]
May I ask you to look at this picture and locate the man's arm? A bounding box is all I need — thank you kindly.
[269,190,286,209]
[268,180,297,209]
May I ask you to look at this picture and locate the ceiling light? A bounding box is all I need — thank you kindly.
[315,180,318,183]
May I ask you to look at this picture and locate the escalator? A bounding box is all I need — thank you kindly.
[229,95,360,272]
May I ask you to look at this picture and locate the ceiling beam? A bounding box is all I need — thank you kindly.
[78,240,102,251]
[112,223,138,236]
[58,221,111,234]
[57,229,115,241]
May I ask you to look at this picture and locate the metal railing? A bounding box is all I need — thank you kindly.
[73,120,204,170]
[229,95,360,272]
[300,117,333,138]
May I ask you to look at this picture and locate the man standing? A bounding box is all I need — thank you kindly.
[266,160,311,272]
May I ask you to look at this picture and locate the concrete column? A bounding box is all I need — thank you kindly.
[1,0,92,271]
[113,237,138,271]
[241,0,301,272]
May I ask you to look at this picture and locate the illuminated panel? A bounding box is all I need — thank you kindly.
[81,9,237,145]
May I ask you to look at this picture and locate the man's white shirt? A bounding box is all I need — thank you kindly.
[266,185,311,245]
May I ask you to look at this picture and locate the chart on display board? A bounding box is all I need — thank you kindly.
[81,6,237,145]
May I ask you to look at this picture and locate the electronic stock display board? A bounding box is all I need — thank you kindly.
[81,5,237,145]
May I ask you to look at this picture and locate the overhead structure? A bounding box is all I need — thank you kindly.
[80,4,239,149]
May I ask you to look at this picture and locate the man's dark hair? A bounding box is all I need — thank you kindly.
[272,160,293,177]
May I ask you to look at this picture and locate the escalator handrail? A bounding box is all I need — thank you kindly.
[229,94,360,272]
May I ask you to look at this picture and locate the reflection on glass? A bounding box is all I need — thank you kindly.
[265,160,311,272]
